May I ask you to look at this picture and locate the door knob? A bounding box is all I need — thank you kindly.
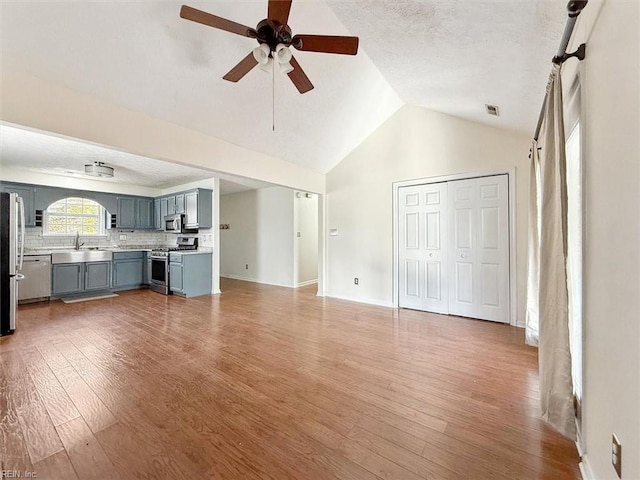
[428,253,433,257]
[460,254,466,258]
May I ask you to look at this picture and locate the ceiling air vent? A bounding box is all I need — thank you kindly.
[84,161,114,178]
[485,104,500,117]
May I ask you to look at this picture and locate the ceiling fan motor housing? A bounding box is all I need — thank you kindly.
[256,19,293,52]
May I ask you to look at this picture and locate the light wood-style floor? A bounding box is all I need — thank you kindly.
[1,278,580,479]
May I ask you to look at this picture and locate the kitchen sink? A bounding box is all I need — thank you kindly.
[51,250,113,264]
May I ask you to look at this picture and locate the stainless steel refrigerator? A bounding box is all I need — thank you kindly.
[0,192,25,336]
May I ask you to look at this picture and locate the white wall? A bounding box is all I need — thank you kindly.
[325,104,530,313]
[294,192,319,285]
[219,187,295,288]
[573,0,640,477]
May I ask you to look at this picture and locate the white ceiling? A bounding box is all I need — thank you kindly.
[327,0,566,134]
[0,125,272,194]
[0,1,567,174]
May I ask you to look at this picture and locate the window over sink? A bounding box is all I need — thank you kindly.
[44,197,106,236]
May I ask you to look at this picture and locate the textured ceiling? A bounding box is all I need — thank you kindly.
[327,0,567,134]
[0,0,402,174]
[0,125,272,193]
[0,1,567,175]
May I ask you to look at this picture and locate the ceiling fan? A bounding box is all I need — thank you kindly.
[179,1,359,94]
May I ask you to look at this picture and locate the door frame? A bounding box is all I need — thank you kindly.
[392,168,517,326]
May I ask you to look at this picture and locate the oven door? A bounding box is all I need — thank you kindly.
[150,256,170,294]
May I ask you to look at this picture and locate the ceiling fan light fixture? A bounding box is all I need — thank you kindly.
[258,57,274,73]
[275,43,292,64]
[84,161,114,178]
[252,44,271,65]
[279,61,294,75]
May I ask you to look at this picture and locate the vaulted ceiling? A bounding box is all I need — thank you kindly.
[0,1,566,174]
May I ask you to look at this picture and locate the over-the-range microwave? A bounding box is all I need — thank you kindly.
[164,214,197,234]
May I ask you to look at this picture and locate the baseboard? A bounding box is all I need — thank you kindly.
[325,293,395,308]
[295,279,318,288]
[221,274,294,289]
[578,454,595,480]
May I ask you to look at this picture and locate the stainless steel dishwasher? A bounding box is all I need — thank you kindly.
[18,255,51,303]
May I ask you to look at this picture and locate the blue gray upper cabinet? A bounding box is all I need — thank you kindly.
[184,189,212,229]
[0,183,36,226]
[137,198,154,229]
[116,197,155,229]
[158,189,212,229]
[117,197,137,229]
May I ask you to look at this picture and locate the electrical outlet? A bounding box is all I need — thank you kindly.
[354,277,359,285]
[119,234,126,241]
[612,434,622,478]
[245,264,249,270]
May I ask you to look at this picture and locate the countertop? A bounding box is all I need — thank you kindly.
[169,248,213,256]
[24,246,213,256]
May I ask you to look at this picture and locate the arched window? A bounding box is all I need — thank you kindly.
[44,197,106,236]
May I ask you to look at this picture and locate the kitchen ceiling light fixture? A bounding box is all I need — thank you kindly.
[84,161,114,178]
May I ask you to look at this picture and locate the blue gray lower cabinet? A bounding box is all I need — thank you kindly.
[52,263,84,295]
[52,261,111,295]
[112,251,146,290]
[169,252,212,297]
[84,261,111,291]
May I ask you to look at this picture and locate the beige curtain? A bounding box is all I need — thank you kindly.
[526,64,576,439]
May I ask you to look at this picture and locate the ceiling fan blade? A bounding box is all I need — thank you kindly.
[292,34,359,55]
[268,0,292,27]
[180,5,257,38]
[223,53,259,82]
[287,56,314,94]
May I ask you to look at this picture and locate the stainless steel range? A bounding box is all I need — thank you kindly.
[149,236,198,295]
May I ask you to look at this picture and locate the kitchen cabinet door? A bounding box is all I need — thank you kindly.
[153,198,161,230]
[137,198,154,229]
[167,196,176,215]
[52,264,83,295]
[185,191,198,227]
[113,259,144,288]
[174,194,185,214]
[85,261,111,290]
[117,197,136,229]
[160,198,168,227]
[169,262,183,294]
[1,184,36,227]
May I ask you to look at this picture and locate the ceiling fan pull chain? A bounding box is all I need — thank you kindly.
[272,57,276,132]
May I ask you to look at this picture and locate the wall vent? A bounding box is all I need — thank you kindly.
[485,104,500,116]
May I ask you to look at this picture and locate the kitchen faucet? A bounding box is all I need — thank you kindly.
[75,232,85,250]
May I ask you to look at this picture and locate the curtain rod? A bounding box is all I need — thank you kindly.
[532,0,588,142]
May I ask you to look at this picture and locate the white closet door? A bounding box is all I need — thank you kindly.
[398,183,448,313]
[448,175,509,323]
[398,186,423,310]
[422,183,448,313]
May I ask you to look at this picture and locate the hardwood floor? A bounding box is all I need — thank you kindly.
[1,278,580,479]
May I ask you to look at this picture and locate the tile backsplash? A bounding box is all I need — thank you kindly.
[24,227,214,249]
